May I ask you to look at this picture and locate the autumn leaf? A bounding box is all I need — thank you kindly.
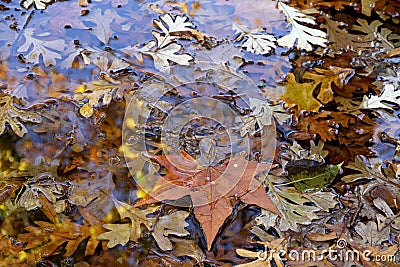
[21,0,52,10]
[0,94,42,137]
[17,28,65,66]
[281,73,322,112]
[17,211,105,258]
[303,67,354,104]
[98,198,190,251]
[135,153,280,250]
[233,22,276,55]
[142,33,193,73]
[82,8,125,44]
[360,83,400,111]
[277,2,327,51]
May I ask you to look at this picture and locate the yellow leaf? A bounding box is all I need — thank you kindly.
[281,73,321,112]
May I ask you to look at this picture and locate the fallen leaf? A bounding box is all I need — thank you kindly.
[277,2,327,51]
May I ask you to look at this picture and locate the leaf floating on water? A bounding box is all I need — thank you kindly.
[360,83,400,111]
[0,95,42,137]
[21,0,52,10]
[233,22,276,55]
[277,2,327,51]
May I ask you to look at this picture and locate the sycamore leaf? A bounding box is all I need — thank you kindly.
[135,153,279,250]
[360,83,400,111]
[21,0,52,10]
[233,22,276,55]
[303,67,354,104]
[277,2,327,51]
[82,9,125,44]
[0,94,42,137]
[17,28,65,66]
[281,73,321,112]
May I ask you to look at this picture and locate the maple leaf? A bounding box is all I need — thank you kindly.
[302,67,354,104]
[233,22,276,55]
[277,2,327,51]
[17,28,66,66]
[21,0,52,10]
[135,153,280,250]
[0,94,42,137]
[82,8,125,44]
[281,73,322,112]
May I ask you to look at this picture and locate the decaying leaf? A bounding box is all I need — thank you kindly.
[233,22,276,55]
[17,28,66,66]
[354,221,390,246]
[98,198,190,251]
[277,2,327,51]
[17,211,104,258]
[236,238,287,267]
[19,173,65,213]
[0,95,42,137]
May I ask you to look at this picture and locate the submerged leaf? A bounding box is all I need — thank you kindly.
[17,28,65,66]
[0,95,42,137]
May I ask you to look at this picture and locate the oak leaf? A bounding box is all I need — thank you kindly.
[360,83,400,111]
[277,2,327,51]
[98,198,190,251]
[82,9,125,44]
[17,211,104,258]
[0,95,42,137]
[281,73,322,112]
[17,28,65,66]
[233,22,276,55]
[303,67,354,104]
